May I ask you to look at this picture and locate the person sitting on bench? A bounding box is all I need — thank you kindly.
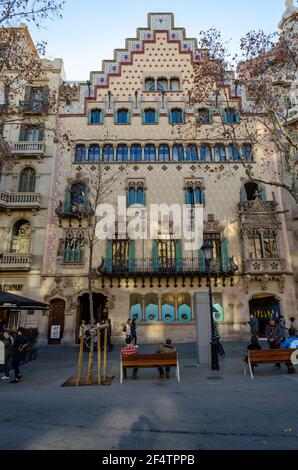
[121,337,138,380]
[156,338,176,378]
[281,328,298,374]
[246,335,262,373]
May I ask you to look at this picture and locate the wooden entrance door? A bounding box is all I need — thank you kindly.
[48,299,65,344]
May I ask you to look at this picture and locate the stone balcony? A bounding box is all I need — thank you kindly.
[0,192,41,211]
[12,141,46,158]
[242,258,288,274]
[0,253,32,271]
[238,200,276,214]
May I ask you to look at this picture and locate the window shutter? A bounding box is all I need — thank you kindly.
[82,190,89,209]
[19,125,26,142]
[88,111,92,124]
[128,240,136,272]
[240,185,248,201]
[221,237,229,272]
[220,108,226,123]
[201,189,205,207]
[259,185,266,201]
[141,109,145,124]
[65,190,71,213]
[114,112,118,124]
[168,110,172,124]
[235,111,240,123]
[105,240,112,273]
[182,111,185,123]
[39,123,45,141]
[43,85,49,110]
[126,190,129,206]
[184,190,189,205]
[127,110,131,123]
[152,240,158,272]
[24,85,32,102]
[155,111,159,124]
[175,240,183,272]
[199,249,206,272]
[209,109,214,123]
[143,191,146,206]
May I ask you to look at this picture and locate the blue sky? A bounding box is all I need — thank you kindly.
[30,0,289,81]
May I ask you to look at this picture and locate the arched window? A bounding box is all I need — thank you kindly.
[170,78,180,91]
[103,145,114,162]
[197,108,210,124]
[200,145,212,161]
[144,144,156,162]
[70,183,86,207]
[128,188,144,206]
[214,144,226,162]
[185,187,203,205]
[224,108,239,123]
[178,294,192,322]
[89,109,102,125]
[242,144,252,161]
[158,144,170,162]
[143,108,156,124]
[170,108,184,124]
[227,144,239,161]
[117,144,128,162]
[130,144,142,162]
[185,145,198,161]
[144,78,155,91]
[18,168,36,192]
[145,293,158,322]
[244,182,260,201]
[11,219,31,253]
[116,108,129,124]
[157,78,168,92]
[75,144,86,163]
[162,294,175,323]
[88,144,100,162]
[130,294,143,321]
[173,144,184,161]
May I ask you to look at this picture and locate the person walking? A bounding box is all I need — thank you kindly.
[123,318,132,342]
[1,329,14,380]
[131,315,138,346]
[107,319,113,352]
[121,336,138,380]
[10,328,28,383]
[156,338,176,378]
[248,313,259,336]
[265,319,283,369]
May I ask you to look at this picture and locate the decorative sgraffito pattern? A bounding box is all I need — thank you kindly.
[61,13,206,115]
[42,119,65,276]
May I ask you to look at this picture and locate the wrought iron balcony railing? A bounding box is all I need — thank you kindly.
[98,257,238,276]
[238,200,276,213]
[55,201,94,221]
[19,100,48,114]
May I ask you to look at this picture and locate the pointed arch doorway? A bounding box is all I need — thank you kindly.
[249,294,281,336]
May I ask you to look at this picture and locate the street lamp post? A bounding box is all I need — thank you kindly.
[202,240,220,371]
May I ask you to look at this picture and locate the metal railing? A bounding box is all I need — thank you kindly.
[19,100,48,114]
[98,257,238,276]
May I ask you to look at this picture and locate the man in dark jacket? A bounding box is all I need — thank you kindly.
[1,329,14,380]
[265,319,283,369]
[10,327,28,383]
[156,338,176,378]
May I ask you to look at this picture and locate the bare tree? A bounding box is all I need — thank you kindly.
[186,25,298,202]
[0,0,65,164]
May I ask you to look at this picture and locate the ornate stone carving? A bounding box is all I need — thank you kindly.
[64,277,73,288]
[12,222,31,254]
[66,295,76,310]
[278,275,286,294]
[204,214,224,233]
[260,274,269,291]
[244,275,251,294]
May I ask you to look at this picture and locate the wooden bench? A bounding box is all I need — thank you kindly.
[120,352,180,383]
[244,349,298,379]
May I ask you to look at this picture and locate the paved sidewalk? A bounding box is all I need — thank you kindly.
[0,342,298,450]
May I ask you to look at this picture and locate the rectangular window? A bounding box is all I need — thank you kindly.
[158,240,176,268]
[112,240,129,265]
[204,233,221,260]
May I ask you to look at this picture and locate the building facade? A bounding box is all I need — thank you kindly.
[1,10,297,345]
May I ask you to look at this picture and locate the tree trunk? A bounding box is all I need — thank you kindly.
[76,323,85,386]
[87,243,95,384]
